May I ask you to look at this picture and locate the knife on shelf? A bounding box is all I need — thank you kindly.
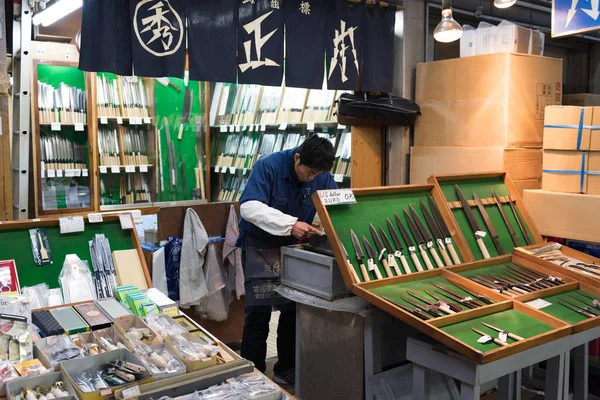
[394,213,424,272]
[386,218,412,275]
[403,209,435,270]
[455,185,491,259]
[420,200,453,266]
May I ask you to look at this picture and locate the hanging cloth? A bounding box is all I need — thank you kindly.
[164,236,182,302]
[223,205,245,299]
[284,0,327,89]
[79,0,133,75]
[195,243,232,322]
[151,246,169,297]
[237,0,284,86]
[130,0,187,78]
[188,0,238,83]
[362,3,396,92]
[179,208,209,308]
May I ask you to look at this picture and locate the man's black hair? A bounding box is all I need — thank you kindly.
[296,134,335,171]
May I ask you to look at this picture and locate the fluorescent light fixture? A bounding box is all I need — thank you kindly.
[494,0,517,8]
[434,0,463,43]
[32,0,82,27]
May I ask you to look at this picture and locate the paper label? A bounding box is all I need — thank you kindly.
[74,169,82,177]
[125,165,135,173]
[56,169,63,178]
[220,167,227,174]
[307,122,315,131]
[41,169,45,178]
[426,241,433,249]
[367,259,376,271]
[499,332,508,343]
[99,166,107,174]
[59,216,85,234]
[64,169,73,177]
[82,169,89,177]
[261,124,266,132]
[100,117,108,124]
[394,250,403,258]
[32,219,41,222]
[130,118,140,125]
[279,123,288,131]
[243,168,248,175]
[229,167,236,174]
[594,300,600,308]
[318,189,356,206]
[337,124,347,130]
[122,385,140,399]
[378,249,386,261]
[475,231,487,238]
[100,389,112,397]
[51,122,61,131]
[47,169,56,178]
[445,238,452,244]
[220,125,227,133]
[235,125,241,132]
[140,164,148,173]
[229,125,235,133]
[409,246,416,252]
[436,239,445,249]
[117,117,123,124]
[88,213,103,223]
[119,214,134,230]
[214,166,220,173]
[242,125,248,131]
[439,303,451,313]
[144,117,151,124]
[111,166,120,173]
[75,123,84,131]
[526,298,553,310]
[333,174,344,183]
[477,335,492,344]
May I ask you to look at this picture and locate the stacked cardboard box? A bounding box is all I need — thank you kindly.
[410,53,563,195]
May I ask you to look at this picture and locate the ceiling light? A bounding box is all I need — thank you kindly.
[434,0,463,43]
[494,0,517,8]
[32,0,82,27]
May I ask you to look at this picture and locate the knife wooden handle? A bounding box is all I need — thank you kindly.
[381,259,393,277]
[439,246,453,266]
[178,124,184,140]
[420,250,435,270]
[410,253,424,272]
[359,263,370,282]
[373,265,383,280]
[430,248,445,268]
[476,237,491,259]
[509,333,525,341]
[347,261,361,284]
[494,338,509,346]
[448,243,461,265]
[389,257,402,276]
[399,255,411,275]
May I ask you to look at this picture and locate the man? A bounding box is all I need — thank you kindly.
[237,134,338,386]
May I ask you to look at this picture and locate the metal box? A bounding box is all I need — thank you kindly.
[281,245,350,301]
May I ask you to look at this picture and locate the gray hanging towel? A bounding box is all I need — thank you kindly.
[179,208,209,308]
[223,205,245,299]
[196,243,232,322]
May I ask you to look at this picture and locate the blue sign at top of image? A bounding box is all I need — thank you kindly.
[553,0,600,37]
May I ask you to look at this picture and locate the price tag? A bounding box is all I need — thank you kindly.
[261,124,266,132]
[242,125,248,131]
[439,303,452,313]
[132,118,141,125]
[445,238,452,244]
[47,169,56,178]
[111,166,120,173]
[333,174,344,183]
[99,166,108,174]
[82,169,88,177]
[65,169,75,177]
[477,335,492,344]
[253,125,258,132]
[475,231,487,238]
[307,122,315,131]
[125,165,135,173]
[121,385,141,399]
[243,168,248,175]
[337,124,347,130]
[235,125,241,132]
[229,125,235,133]
[387,254,396,267]
[220,126,227,133]
[214,166,220,173]
[59,216,85,234]
[75,123,84,131]
[279,123,288,131]
[100,389,112,397]
[74,169,82,177]
[119,214,134,230]
[367,259,376,271]
[117,117,123,124]
[220,167,227,174]
[426,241,433,249]
[56,169,63,178]
[50,122,61,131]
[100,117,108,125]
[229,167,236,174]
[498,332,508,343]
[409,246,416,252]
[140,164,148,172]
[318,189,356,206]
[88,213,103,223]
[526,298,552,310]
[394,250,403,258]
[144,117,151,124]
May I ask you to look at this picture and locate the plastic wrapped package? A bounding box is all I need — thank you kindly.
[460,25,477,58]
[58,255,96,304]
[21,284,50,309]
[169,334,220,362]
[229,374,280,399]
[530,29,545,56]
[196,385,244,400]
[476,22,498,55]
[133,341,184,377]
[497,20,531,54]
[145,315,187,341]
[0,360,18,383]
[41,335,83,367]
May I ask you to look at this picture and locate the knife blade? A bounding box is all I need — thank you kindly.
[386,218,412,275]
[472,192,504,255]
[400,295,444,318]
[404,209,435,270]
[455,185,491,259]
[558,299,597,318]
[351,230,370,282]
[491,189,520,247]
[424,290,463,312]
[431,283,490,306]
[480,322,524,341]
[378,227,403,276]
[382,296,431,320]
[370,224,393,277]
[407,290,455,314]
[507,193,534,245]
[362,236,383,279]
[394,213,424,272]
[419,201,453,267]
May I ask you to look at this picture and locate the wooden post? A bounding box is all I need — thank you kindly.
[351,126,383,188]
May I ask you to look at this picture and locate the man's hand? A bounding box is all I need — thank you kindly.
[291,222,322,240]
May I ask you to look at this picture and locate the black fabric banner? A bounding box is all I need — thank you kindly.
[284,0,326,89]
[79,0,133,75]
[188,0,238,83]
[130,0,187,78]
[362,4,396,92]
[237,0,284,86]
[325,0,365,91]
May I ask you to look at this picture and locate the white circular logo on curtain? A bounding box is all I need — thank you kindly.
[133,0,184,57]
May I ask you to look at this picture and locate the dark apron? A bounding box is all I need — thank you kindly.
[243,234,296,313]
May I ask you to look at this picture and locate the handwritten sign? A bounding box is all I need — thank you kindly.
[318,189,356,206]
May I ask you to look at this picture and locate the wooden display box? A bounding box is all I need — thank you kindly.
[428,172,543,261]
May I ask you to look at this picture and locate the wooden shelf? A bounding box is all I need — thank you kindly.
[210,121,341,131]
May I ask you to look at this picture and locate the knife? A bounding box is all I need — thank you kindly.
[369,224,393,277]
[407,290,455,314]
[350,230,370,282]
[420,201,453,266]
[481,322,524,341]
[403,209,435,270]
[341,242,361,283]
[400,295,444,318]
[558,299,597,319]
[409,205,445,268]
[394,213,424,272]
[472,328,508,346]
[386,218,412,275]
[473,192,504,255]
[455,185,491,259]
[362,236,383,279]
[382,296,431,320]
[431,283,492,306]
[427,194,461,263]
[378,226,403,276]
[424,290,463,312]
[491,189,520,247]
[507,193,534,246]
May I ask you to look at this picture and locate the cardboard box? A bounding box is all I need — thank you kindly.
[6,372,77,400]
[542,150,590,193]
[563,94,600,107]
[589,152,600,195]
[543,106,599,151]
[138,344,186,381]
[523,189,600,243]
[415,53,562,148]
[165,333,218,372]
[114,315,158,349]
[409,146,542,184]
[513,178,542,196]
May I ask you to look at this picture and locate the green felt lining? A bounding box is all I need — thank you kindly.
[38,64,86,90]
[2,221,135,288]
[440,309,554,353]
[325,190,464,282]
[437,177,534,260]
[534,290,600,324]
